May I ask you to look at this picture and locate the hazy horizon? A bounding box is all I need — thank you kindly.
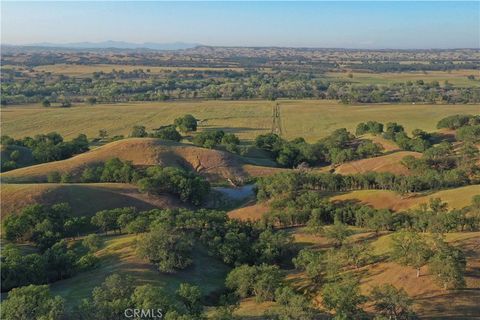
[2,1,479,49]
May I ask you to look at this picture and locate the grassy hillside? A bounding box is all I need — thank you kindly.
[2,100,479,142]
[50,234,230,307]
[1,183,183,219]
[359,134,400,152]
[0,138,247,184]
[331,185,480,211]
[365,232,480,319]
[334,150,421,175]
[234,229,480,319]
[228,201,271,221]
[228,185,480,222]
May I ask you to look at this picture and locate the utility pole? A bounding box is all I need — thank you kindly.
[271,102,283,136]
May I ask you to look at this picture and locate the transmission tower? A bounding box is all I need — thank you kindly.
[271,102,283,136]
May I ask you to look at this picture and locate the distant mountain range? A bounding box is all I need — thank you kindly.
[5,41,201,51]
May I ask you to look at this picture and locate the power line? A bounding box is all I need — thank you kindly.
[271,102,283,136]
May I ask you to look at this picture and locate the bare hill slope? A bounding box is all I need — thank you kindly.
[1,183,183,218]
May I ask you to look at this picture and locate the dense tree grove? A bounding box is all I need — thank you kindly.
[259,180,480,233]
[1,284,65,320]
[3,203,87,249]
[255,129,383,168]
[193,130,241,153]
[85,207,295,271]
[256,170,476,201]
[1,237,98,292]
[137,222,194,273]
[137,166,210,205]
[73,274,203,320]
[355,120,436,152]
[79,158,138,183]
[125,208,295,267]
[91,207,137,235]
[437,114,480,130]
[152,125,183,142]
[436,114,480,143]
[226,264,283,302]
[402,141,479,184]
[1,132,89,171]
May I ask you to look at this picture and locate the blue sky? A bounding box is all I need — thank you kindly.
[2,1,479,49]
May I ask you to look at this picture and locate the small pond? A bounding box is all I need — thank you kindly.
[213,184,255,200]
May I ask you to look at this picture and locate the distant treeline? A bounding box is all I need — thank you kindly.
[349,61,479,72]
[2,65,479,105]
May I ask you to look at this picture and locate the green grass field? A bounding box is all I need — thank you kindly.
[2,100,479,142]
[51,234,229,307]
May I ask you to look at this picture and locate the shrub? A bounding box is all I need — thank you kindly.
[76,253,100,271]
[174,114,197,132]
[47,171,61,183]
[152,125,182,141]
[82,234,103,252]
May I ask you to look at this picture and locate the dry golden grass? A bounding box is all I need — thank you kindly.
[0,138,247,184]
[0,183,183,220]
[326,69,480,87]
[241,164,289,177]
[287,228,480,319]
[360,134,400,152]
[331,185,480,211]
[362,232,480,319]
[32,63,244,76]
[2,100,479,142]
[232,298,277,319]
[334,151,421,175]
[228,201,271,221]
